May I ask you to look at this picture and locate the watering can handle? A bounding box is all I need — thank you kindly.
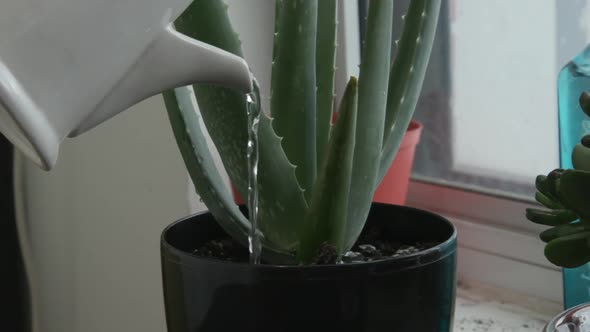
[70,25,252,136]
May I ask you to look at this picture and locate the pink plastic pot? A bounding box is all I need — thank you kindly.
[232,186,244,205]
[373,121,423,205]
[232,120,423,206]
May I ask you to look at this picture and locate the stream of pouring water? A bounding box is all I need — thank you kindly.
[246,89,261,264]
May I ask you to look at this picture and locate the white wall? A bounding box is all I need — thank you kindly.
[20,96,189,332]
[20,1,276,331]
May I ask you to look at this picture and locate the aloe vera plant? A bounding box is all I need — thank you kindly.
[163,0,441,264]
[526,92,590,268]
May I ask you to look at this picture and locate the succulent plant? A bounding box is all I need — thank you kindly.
[526,92,590,268]
[163,0,441,264]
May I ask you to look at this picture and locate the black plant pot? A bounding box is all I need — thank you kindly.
[161,203,457,332]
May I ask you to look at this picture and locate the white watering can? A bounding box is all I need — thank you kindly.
[0,0,252,170]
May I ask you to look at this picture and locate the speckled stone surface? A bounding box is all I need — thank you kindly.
[454,281,561,332]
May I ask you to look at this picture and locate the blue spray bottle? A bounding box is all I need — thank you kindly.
[558,45,590,308]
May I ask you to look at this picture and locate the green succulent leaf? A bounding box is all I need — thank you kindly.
[546,169,564,196]
[545,232,590,268]
[525,208,578,226]
[540,223,590,243]
[173,0,307,253]
[344,0,394,251]
[271,0,318,200]
[315,0,338,170]
[557,170,590,219]
[573,143,590,171]
[298,77,358,263]
[535,191,562,210]
[529,96,590,268]
[579,92,590,118]
[535,175,557,201]
[379,0,442,179]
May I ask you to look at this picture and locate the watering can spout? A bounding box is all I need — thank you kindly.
[70,25,253,136]
[0,0,253,171]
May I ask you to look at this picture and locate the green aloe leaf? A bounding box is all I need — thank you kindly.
[298,77,358,263]
[540,223,590,243]
[545,232,590,268]
[315,0,338,169]
[174,0,307,252]
[271,0,318,200]
[163,87,292,263]
[175,0,248,196]
[344,0,394,251]
[557,170,590,219]
[379,0,442,179]
[573,143,590,171]
[163,87,250,245]
[257,105,309,251]
[273,0,283,59]
[525,208,578,226]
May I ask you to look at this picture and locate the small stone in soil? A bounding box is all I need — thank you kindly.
[358,244,377,253]
[358,244,382,260]
[392,245,421,257]
[342,251,364,263]
[343,243,433,263]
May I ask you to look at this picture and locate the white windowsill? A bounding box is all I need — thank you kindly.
[407,180,564,302]
[455,280,562,331]
[406,181,565,329]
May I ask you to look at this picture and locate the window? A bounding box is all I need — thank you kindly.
[358,0,590,302]
[387,0,583,200]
